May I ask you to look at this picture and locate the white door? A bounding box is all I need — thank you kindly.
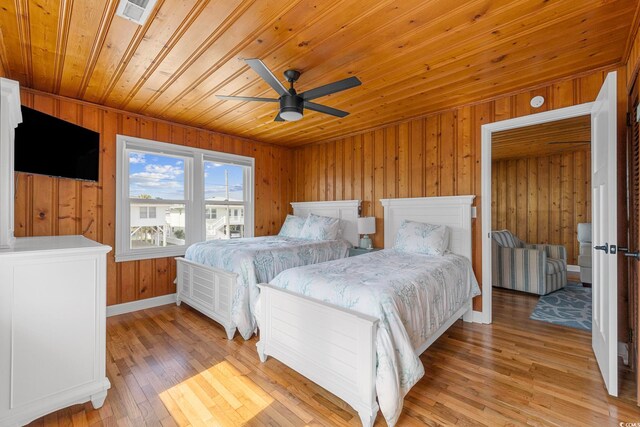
[591,71,618,397]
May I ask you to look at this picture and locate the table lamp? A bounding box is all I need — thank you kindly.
[357,217,376,249]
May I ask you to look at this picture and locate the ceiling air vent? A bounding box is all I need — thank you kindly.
[116,0,158,25]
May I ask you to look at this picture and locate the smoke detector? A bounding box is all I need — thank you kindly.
[530,95,545,108]
[116,0,158,25]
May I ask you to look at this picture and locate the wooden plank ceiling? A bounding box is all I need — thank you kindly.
[492,115,591,160]
[0,0,637,146]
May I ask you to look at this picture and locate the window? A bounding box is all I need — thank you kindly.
[116,135,254,262]
[139,206,157,219]
[205,207,217,220]
[204,160,248,241]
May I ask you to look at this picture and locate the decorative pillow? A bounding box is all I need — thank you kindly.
[394,220,450,256]
[278,214,306,238]
[299,213,340,241]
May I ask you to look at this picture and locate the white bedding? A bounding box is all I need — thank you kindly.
[260,249,480,425]
[184,236,349,339]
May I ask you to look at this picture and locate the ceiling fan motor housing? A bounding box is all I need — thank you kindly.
[280,94,304,120]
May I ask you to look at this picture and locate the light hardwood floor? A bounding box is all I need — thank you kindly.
[29,287,639,426]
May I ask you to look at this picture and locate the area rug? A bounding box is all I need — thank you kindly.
[529,283,591,331]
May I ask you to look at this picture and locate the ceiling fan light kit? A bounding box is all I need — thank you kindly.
[217,59,361,122]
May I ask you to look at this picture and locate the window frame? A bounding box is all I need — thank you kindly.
[115,135,255,262]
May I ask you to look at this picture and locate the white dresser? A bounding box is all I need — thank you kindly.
[0,236,111,426]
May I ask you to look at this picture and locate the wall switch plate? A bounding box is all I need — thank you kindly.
[471,207,477,218]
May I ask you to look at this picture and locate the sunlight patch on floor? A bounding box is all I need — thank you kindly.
[159,359,273,426]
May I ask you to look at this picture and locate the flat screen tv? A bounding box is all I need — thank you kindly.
[14,106,100,182]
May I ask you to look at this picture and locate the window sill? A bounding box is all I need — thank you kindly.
[115,246,187,263]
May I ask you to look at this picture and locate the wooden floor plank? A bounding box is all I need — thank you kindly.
[27,284,639,426]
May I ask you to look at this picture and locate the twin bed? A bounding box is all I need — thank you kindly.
[175,200,361,339]
[176,196,479,426]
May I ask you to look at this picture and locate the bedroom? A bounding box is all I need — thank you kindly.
[1,0,640,425]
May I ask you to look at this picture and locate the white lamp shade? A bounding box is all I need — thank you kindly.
[357,217,376,235]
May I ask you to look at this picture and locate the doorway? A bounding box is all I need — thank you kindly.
[480,103,594,324]
[481,71,621,397]
[490,116,592,329]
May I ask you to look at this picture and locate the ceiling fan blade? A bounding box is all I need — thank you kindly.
[216,95,278,102]
[300,76,361,101]
[304,101,349,118]
[245,58,288,97]
[274,113,284,122]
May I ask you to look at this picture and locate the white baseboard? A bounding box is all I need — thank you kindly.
[567,264,580,273]
[618,341,629,366]
[107,293,177,317]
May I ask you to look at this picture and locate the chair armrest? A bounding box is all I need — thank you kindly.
[524,244,567,261]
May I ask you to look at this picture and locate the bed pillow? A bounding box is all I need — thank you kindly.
[299,214,340,241]
[278,214,307,238]
[394,220,450,256]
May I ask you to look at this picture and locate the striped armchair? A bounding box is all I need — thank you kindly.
[491,230,567,295]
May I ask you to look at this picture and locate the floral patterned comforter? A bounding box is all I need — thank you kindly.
[262,249,481,426]
[184,236,349,339]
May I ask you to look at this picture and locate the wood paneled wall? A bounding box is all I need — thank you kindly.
[15,89,293,306]
[292,67,624,310]
[491,147,591,266]
[626,20,640,88]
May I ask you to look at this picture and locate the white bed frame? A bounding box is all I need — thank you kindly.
[175,200,360,339]
[256,195,476,426]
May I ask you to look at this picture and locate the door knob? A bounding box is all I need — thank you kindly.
[594,243,609,254]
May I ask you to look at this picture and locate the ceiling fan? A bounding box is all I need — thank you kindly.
[216,59,361,122]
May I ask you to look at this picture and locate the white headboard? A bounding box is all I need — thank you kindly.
[380,196,475,260]
[290,200,361,247]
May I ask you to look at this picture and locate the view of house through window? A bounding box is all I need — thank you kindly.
[204,160,245,240]
[116,135,254,262]
[128,151,187,249]
[127,151,249,251]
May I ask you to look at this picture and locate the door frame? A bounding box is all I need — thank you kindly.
[480,102,594,323]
